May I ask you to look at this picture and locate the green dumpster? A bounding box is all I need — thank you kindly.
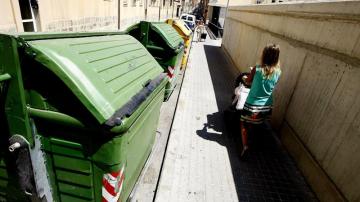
[126,21,184,100]
[0,32,168,202]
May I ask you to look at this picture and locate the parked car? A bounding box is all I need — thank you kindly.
[180,14,196,31]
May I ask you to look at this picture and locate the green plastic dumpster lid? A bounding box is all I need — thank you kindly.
[24,34,164,124]
[127,22,183,51]
[150,22,183,50]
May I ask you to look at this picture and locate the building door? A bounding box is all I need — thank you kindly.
[176,5,181,17]
[18,0,39,32]
[211,6,220,24]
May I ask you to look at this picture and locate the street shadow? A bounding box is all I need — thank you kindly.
[199,44,317,201]
[196,112,226,146]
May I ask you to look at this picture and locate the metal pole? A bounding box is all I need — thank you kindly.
[145,0,148,20]
[172,0,174,18]
[118,0,121,30]
[220,0,230,46]
[159,0,162,21]
[223,0,230,28]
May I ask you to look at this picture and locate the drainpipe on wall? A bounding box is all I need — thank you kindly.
[118,0,121,30]
[223,0,230,28]
[220,0,230,47]
[159,0,162,21]
[145,0,148,20]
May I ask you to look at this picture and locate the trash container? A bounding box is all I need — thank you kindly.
[165,19,193,69]
[0,32,168,202]
[126,21,184,100]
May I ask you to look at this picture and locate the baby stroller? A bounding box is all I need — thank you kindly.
[200,33,207,41]
[224,72,251,137]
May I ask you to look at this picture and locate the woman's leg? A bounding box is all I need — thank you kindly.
[240,121,248,148]
[240,121,249,156]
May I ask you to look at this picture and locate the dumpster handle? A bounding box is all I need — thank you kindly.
[0,73,11,82]
[105,73,167,128]
[146,45,165,52]
[27,107,86,128]
[27,107,127,136]
[27,73,167,133]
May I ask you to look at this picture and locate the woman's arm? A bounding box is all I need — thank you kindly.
[244,66,256,85]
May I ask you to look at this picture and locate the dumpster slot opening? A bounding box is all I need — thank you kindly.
[105,73,166,127]
[148,28,184,54]
[21,56,99,126]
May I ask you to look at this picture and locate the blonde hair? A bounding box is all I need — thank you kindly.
[260,44,280,78]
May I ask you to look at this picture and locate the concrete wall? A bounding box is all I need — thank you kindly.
[222,1,360,201]
[160,2,173,21]
[0,0,23,32]
[1,0,186,32]
[120,1,146,31]
[208,0,254,6]
[38,0,118,32]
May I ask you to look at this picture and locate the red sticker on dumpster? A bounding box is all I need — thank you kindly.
[102,164,125,202]
[167,66,175,78]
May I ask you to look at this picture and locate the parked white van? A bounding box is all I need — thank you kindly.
[180,14,196,31]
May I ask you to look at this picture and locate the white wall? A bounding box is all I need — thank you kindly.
[1,0,185,32]
[38,0,118,32]
[0,0,23,32]
[222,1,360,201]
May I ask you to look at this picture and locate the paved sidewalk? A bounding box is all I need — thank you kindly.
[130,68,185,202]
[155,34,317,202]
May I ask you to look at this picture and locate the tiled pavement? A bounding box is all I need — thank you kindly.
[154,33,317,202]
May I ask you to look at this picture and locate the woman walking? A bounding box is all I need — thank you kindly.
[240,44,282,158]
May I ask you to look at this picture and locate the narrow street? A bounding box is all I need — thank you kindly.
[1,0,359,201]
[153,34,317,202]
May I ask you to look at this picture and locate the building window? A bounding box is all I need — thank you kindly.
[19,0,38,32]
[176,5,181,17]
[132,0,137,7]
[123,0,128,7]
[139,0,143,6]
[150,0,158,7]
